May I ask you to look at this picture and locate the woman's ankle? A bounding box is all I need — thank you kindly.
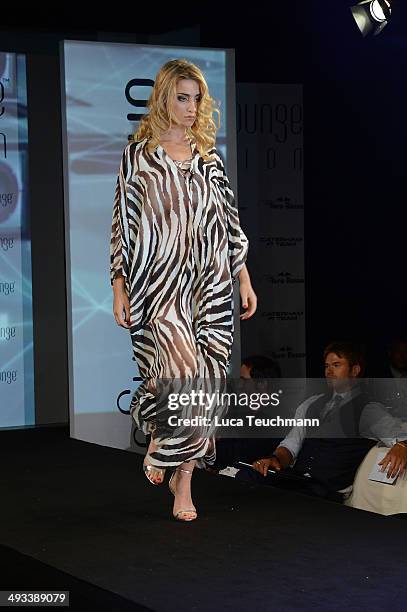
[179,460,196,472]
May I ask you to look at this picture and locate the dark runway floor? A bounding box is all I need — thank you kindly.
[1,425,407,611]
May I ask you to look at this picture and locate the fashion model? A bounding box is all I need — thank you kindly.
[111,59,257,521]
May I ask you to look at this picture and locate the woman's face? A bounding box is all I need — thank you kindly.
[170,78,201,127]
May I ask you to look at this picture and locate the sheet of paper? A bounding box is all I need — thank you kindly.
[368,450,399,484]
[218,466,239,478]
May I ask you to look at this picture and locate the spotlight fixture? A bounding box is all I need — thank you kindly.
[350,0,392,36]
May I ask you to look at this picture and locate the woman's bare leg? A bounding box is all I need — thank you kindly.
[172,459,196,518]
[143,434,165,484]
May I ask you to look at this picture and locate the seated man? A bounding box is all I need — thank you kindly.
[345,336,407,515]
[239,342,407,502]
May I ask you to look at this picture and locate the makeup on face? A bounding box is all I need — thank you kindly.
[172,79,201,125]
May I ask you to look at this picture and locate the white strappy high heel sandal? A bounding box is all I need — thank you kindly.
[169,467,197,522]
[143,454,166,485]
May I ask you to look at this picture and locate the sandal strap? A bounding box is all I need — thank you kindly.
[176,467,193,475]
[144,464,164,473]
[174,509,197,518]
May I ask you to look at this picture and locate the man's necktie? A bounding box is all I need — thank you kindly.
[321,394,343,421]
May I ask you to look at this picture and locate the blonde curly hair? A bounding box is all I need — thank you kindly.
[134,58,220,159]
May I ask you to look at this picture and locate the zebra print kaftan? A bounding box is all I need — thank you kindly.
[110,138,248,467]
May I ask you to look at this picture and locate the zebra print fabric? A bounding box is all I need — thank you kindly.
[110,138,248,467]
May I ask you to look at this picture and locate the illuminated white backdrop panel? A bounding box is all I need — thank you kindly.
[61,40,238,449]
[0,52,34,428]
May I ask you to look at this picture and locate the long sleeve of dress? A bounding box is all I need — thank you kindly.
[215,152,249,282]
[110,145,130,286]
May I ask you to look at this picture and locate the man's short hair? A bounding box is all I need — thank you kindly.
[242,355,281,378]
[323,342,366,377]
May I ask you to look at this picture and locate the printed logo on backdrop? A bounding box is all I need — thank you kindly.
[0,280,15,295]
[264,196,304,210]
[0,164,18,222]
[265,272,304,285]
[0,79,6,156]
[0,61,20,221]
[0,236,14,251]
[236,84,305,376]
[0,369,17,384]
[125,78,154,122]
[0,52,34,423]
[236,101,303,171]
[237,143,303,174]
[116,376,148,448]
[262,311,305,322]
[271,346,306,361]
[260,236,303,248]
[116,375,143,416]
[0,326,16,341]
[239,196,304,213]
[0,79,4,109]
[0,55,7,82]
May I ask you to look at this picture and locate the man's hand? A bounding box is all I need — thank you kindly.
[252,446,294,477]
[253,456,281,477]
[378,443,407,478]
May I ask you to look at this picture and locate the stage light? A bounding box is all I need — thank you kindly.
[350,0,392,37]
